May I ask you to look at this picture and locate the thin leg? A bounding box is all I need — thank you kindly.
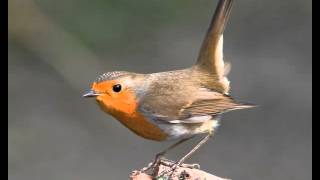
[158,133,212,177]
[175,133,212,166]
[157,136,195,157]
[140,136,195,172]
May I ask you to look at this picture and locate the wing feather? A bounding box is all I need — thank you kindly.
[140,88,254,124]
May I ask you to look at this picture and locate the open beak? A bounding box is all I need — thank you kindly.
[83,90,99,98]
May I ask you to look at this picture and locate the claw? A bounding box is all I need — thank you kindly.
[139,162,154,172]
[139,154,167,173]
[156,163,179,179]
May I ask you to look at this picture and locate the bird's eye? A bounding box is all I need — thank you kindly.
[112,84,122,92]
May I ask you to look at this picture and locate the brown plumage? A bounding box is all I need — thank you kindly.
[84,0,254,176]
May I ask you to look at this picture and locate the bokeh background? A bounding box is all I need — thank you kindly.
[8,0,312,179]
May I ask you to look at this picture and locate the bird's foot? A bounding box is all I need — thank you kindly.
[139,155,201,179]
[155,163,178,180]
[155,160,200,179]
[139,152,167,173]
[159,159,200,169]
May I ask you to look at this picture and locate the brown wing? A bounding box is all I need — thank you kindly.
[180,94,253,118]
[139,83,253,124]
[195,0,234,94]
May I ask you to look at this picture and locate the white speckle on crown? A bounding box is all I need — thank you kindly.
[95,71,129,83]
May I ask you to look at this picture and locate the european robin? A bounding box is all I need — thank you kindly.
[84,0,254,176]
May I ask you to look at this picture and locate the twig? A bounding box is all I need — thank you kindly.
[130,158,230,180]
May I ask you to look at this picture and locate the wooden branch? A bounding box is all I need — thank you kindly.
[130,159,230,180]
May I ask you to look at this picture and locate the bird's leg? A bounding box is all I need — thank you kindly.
[157,133,212,178]
[140,136,194,173]
[174,133,212,168]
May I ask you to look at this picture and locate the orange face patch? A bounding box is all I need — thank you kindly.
[92,80,137,115]
[91,81,167,141]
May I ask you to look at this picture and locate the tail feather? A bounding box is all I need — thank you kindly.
[234,103,256,110]
[195,0,234,94]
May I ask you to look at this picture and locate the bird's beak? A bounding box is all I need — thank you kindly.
[83,90,99,98]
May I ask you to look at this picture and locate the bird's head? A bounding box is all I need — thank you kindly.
[83,71,146,118]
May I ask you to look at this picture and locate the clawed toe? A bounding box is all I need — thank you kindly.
[181,163,200,169]
[139,154,167,173]
[156,163,179,179]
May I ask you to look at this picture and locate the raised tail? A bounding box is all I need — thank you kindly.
[195,0,234,94]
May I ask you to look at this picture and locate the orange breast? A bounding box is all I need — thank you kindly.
[111,110,167,141]
[94,84,167,141]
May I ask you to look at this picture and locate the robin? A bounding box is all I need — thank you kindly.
[84,0,253,176]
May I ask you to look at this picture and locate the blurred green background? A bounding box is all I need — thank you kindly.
[8,0,312,179]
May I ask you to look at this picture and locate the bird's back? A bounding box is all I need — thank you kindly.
[139,68,200,119]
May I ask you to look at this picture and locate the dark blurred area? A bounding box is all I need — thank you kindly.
[8,0,311,179]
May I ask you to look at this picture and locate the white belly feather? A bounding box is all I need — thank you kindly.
[158,119,220,140]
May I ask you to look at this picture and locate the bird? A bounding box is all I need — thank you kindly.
[84,0,253,177]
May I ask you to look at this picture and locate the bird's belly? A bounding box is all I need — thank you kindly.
[158,119,220,140]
